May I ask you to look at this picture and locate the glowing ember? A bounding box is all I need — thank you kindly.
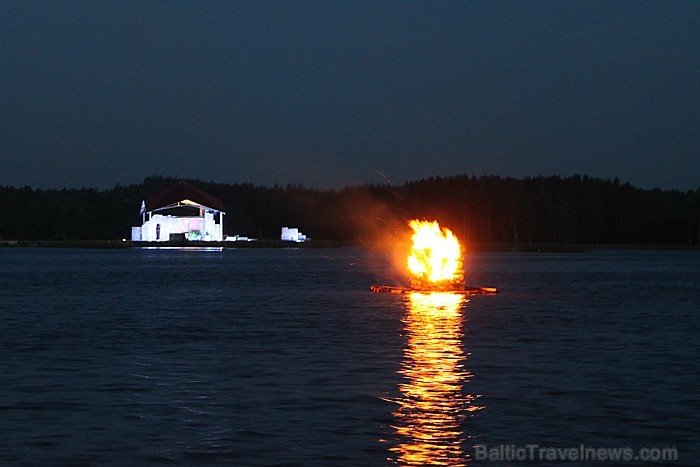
[407,219,464,291]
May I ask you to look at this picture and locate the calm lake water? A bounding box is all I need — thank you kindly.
[0,247,698,466]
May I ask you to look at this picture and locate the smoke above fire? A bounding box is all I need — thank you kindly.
[337,186,467,288]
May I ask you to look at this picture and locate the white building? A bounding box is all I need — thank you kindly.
[281,227,308,243]
[131,182,225,242]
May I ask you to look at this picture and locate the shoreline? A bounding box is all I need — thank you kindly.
[1,239,698,252]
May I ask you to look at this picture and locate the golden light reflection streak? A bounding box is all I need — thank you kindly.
[390,292,484,466]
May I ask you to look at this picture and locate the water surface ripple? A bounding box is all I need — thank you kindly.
[0,248,698,465]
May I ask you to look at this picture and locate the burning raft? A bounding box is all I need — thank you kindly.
[370,283,498,295]
[370,219,498,295]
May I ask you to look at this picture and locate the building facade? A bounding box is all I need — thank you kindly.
[131,182,225,242]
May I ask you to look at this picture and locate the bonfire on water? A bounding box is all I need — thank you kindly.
[406,219,465,292]
[369,218,497,295]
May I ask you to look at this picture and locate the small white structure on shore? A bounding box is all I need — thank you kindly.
[131,182,225,242]
[225,235,255,242]
[281,227,308,243]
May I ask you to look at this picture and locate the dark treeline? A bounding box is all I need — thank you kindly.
[1,174,699,246]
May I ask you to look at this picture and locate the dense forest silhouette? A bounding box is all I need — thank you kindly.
[1,175,699,247]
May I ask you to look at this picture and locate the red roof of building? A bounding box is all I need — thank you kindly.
[144,182,225,212]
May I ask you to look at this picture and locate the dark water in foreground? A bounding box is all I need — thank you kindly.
[0,247,698,466]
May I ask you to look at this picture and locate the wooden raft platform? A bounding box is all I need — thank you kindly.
[370,285,498,295]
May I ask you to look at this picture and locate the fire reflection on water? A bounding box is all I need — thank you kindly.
[390,292,484,466]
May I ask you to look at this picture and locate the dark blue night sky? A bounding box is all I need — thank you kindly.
[1,1,698,190]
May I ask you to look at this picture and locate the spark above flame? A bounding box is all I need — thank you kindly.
[407,219,463,284]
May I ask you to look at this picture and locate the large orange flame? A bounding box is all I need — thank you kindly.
[407,220,463,284]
